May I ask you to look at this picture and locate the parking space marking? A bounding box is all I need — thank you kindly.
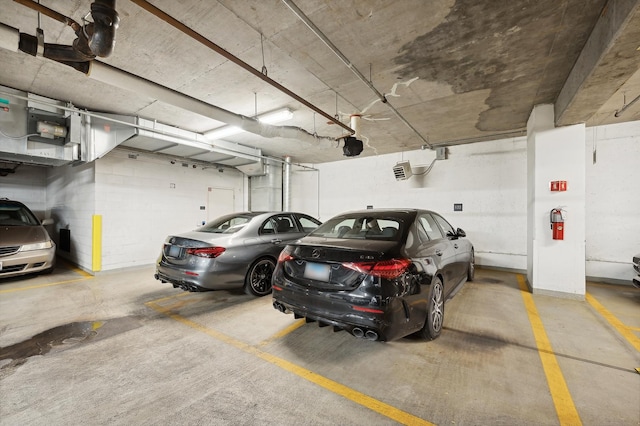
[146,299,434,426]
[516,275,582,426]
[0,276,93,294]
[258,319,306,347]
[0,261,94,294]
[585,292,640,352]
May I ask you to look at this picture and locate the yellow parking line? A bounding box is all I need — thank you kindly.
[145,300,434,426]
[516,275,582,426]
[585,292,640,352]
[0,276,92,294]
[258,319,306,347]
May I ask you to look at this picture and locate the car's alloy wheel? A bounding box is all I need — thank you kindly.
[421,276,444,340]
[245,258,275,296]
[467,249,475,281]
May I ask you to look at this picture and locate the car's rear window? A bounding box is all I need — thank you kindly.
[197,215,253,234]
[310,216,401,240]
[0,204,40,226]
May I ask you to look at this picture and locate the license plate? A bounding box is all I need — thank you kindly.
[304,262,331,282]
[167,245,182,258]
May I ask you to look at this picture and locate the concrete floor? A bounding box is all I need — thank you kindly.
[0,263,638,425]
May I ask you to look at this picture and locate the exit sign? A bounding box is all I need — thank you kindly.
[454,203,463,212]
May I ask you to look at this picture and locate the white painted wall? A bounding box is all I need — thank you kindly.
[290,120,639,283]
[94,150,247,271]
[47,161,96,271]
[296,138,528,271]
[0,165,48,217]
[585,122,640,282]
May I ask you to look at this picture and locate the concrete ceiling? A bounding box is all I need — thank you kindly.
[1,0,639,165]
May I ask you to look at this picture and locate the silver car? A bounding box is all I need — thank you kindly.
[0,199,56,279]
[155,211,322,295]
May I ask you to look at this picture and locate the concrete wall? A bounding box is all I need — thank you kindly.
[585,122,640,282]
[47,161,96,271]
[295,137,529,271]
[0,165,48,217]
[527,116,586,298]
[94,150,247,271]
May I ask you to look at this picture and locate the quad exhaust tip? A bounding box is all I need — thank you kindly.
[352,327,379,341]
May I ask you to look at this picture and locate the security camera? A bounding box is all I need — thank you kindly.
[342,136,363,157]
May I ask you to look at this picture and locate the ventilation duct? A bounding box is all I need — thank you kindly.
[0,86,264,173]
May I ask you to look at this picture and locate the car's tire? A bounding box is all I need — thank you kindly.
[244,257,276,296]
[420,276,444,340]
[467,249,475,282]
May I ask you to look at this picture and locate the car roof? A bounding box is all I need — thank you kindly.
[0,199,28,208]
[330,208,429,217]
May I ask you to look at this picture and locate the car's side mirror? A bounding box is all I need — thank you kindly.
[456,228,466,238]
[42,218,54,226]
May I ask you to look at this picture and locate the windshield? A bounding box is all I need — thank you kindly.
[310,215,402,240]
[197,214,254,234]
[0,203,41,226]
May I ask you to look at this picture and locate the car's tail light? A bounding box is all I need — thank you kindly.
[343,258,411,279]
[186,246,226,258]
[278,246,294,263]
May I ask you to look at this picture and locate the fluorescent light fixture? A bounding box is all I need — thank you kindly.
[205,126,243,140]
[258,108,293,124]
[204,108,293,140]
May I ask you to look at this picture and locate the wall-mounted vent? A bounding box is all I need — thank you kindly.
[393,161,412,181]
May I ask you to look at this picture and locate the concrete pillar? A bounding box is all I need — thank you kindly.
[526,104,586,299]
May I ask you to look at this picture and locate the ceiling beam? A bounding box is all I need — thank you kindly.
[555,0,640,125]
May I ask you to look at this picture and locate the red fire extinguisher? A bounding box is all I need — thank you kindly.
[550,208,564,240]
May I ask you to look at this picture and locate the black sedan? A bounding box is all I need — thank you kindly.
[272,209,474,341]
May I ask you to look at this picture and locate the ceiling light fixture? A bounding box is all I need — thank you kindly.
[258,108,293,124]
[204,108,293,140]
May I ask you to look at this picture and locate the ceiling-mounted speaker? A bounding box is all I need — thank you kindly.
[393,161,412,180]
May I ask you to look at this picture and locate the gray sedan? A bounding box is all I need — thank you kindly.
[155,211,321,295]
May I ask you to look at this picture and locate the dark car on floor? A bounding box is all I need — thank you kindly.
[0,199,56,279]
[272,208,474,341]
[155,211,321,295]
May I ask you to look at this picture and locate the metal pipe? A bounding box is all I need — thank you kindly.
[88,0,120,57]
[281,0,432,149]
[128,0,354,135]
[283,156,291,211]
[13,0,81,32]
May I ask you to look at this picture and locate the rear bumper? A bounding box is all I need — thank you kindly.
[272,284,406,341]
[155,260,244,292]
[155,270,208,292]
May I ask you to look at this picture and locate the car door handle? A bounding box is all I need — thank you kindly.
[435,249,443,256]
[270,238,282,244]
[454,244,458,249]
